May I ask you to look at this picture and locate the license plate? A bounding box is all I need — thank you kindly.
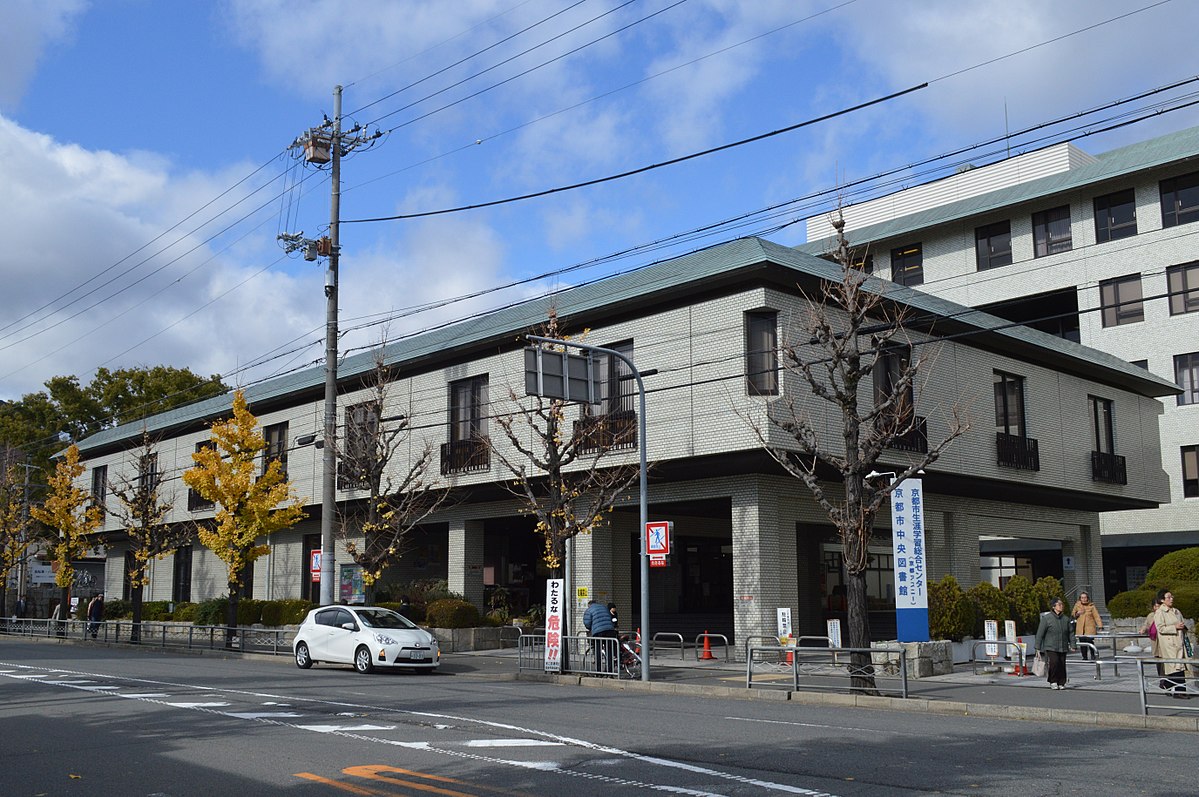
[409,651,424,661]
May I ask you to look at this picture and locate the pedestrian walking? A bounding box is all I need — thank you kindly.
[1071,592,1103,660]
[1034,598,1076,690]
[1152,589,1194,697]
[1140,595,1164,676]
[583,598,618,674]
[87,594,104,639]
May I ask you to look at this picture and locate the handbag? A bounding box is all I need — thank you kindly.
[1032,652,1046,677]
[1185,631,1194,659]
[1148,621,1158,641]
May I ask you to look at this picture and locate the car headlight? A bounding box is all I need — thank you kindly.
[373,633,398,645]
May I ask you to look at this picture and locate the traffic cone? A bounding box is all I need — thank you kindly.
[699,630,717,661]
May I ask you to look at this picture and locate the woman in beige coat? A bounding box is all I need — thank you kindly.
[1071,592,1103,660]
[1140,595,1163,676]
[1152,589,1193,697]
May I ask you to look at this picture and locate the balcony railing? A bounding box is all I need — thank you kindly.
[573,410,638,454]
[441,436,490,475]
[996,431,1040,470]
[1090,450,1127,485]
[887,416,928,454]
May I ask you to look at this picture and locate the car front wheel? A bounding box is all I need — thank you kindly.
[354,646,374,674]
[295,642,313,669]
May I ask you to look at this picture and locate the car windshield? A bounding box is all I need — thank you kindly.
[355,609,417,630]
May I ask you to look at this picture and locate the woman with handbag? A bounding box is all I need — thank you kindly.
[1071,592,1103,660]
[1152,589,1193,697]
[1035,598,1076,690]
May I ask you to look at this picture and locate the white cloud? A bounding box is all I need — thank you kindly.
[0,0,86,109]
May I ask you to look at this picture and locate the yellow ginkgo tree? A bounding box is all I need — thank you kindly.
[0,463,37,619]
[183,390,305,642]
[30,444,104,634]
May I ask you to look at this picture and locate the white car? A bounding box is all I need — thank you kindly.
[293,605,440,674]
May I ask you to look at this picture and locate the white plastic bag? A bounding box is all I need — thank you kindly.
[1032,652,1046,677]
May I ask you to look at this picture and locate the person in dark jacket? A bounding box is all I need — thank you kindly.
[583,599,618,673]
[86,594,105,639]
[1035,598,1076,690]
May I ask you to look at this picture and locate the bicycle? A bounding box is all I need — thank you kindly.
[619,634,642,679]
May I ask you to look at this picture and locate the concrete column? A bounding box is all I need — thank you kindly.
[941,511,981,587]
[448,519,485,609]
[1081,525,1106,608]
[731,477,799,652]
[567,511,616,635]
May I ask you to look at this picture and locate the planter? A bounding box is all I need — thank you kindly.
[872,640,953,678]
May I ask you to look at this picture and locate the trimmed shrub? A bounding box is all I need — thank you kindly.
[1145,547,1199,588]
[141,601,172,621]
[103,599,132,620]
[928,575,974,641]
[1002,576,1040,634]
[277,599,315,625]
[1107,589,1156,619]
[236,599,264,626]
[425,598,480,628]
[260,601,283,627]
[193,598,229,626]
[966,582,1011,637]
[173,602,197,623]
[1032,576,1065,612]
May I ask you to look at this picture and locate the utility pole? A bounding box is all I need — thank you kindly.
[280,86,380,606]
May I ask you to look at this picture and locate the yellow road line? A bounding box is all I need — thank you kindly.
[294,771,388,795]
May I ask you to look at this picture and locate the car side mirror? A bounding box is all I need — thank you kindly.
[341,622,357,631]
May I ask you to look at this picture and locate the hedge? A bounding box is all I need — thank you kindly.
[425,598,480,628]
[1145,547,1199,587]
[1109,582,1199,621]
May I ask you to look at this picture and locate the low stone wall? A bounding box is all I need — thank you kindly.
[871,640,953,678]
[429,626,505,652]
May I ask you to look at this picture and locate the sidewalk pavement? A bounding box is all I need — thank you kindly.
[443,647,1199,732]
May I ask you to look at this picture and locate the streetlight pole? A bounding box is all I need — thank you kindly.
[528,335,652,682]
[318,86,343,607]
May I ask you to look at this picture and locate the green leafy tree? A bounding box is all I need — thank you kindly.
[29,445,104,633]
[927,575,974,641]
[756,218,967,692]
[0,366,228,478]
[107,429,189,642]
[182,390,306,645]
[0,462,37,618]
[1002,575,1040,634]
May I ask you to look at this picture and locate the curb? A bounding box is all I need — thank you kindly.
[514,672,1199,733]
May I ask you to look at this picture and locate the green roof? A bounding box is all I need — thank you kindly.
[74,236,1179,453]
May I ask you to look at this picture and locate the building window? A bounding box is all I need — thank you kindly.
[1183,446,1199,497]
[1093,188,1137,242]
[995,371,1038,470]
[745,311,778,396]
[91,465,107,508]
[340,402,379,489]
[975,221,1012,270]
[1090,396,1115,455]
[172,544,192,603]
[442,375,489,475]
[890,243,923,287]
[1099,274,1144,327]
[1175,352,1199,406]
[138,452,158,493]
[188,442,214,511]
[1131,359,1149,370]
[874,346,927,453]
[1167,262,1199,315]
[1160,171,1199,228]
[263,421,288,479]
[587,340,634,417]
[1032,206,1072,257]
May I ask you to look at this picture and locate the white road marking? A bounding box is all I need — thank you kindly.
[297,724,398,733]
[460,739,564,748]
[227,712,305,719]
[725,715,892,734]
[166,702,231,708]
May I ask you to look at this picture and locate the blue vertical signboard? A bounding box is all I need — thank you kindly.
[889,478,929,642]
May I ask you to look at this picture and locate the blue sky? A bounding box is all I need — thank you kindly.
[1,0,1197,403]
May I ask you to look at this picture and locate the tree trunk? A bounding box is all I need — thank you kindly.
[844,568,878,694]
[226,584,239,650]
[130,583,144,643]
[58,585,70,637]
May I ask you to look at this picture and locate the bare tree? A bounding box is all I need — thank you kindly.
[336,349,451,602]
[491,312,642,574]
[758,217,967,691]
[107,428,189,642]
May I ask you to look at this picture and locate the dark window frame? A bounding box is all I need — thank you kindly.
[1099,274,1144,327]
[91,465,107,508]
[1160,171,1199,228]
[188,442,215,511]
[262,421,289,479]
[1093,188,1137,242]
[172,544,192,603]
[1167,262,1199,315]
[1032,205,1072,257]
[1175,352,1199,406]
[449,375,489,443]
[744,310,779,396]
[1183,445,1199,498]
[138,452,158,493]
[585,340,634,418]
[975,220,1013,270]
[994,371,1027,437]
[1089,395,1115,455]
[890,243,923,287]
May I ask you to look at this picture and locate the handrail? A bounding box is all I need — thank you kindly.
[1131,656,1199,715]
[650,632,685,660]
[970,639,1027,676]
[1075,642,1120,680]
[746,644,908,697]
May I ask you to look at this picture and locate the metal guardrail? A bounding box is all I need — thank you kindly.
[746,644,908,698]
[970,640,1027,676]
[1130,657,1199,715]
[1074,642,1121,680]
[498,625,523,648]
[650,632,685,660]
[694,632,729,662]
[516,634,633,679]
[0,618,295,655]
